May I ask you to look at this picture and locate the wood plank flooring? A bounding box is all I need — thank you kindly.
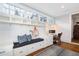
[59,42,79,52]
[72,39,79,43]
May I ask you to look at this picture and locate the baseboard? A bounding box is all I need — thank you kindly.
[62,41,79,45]
[27,44,53,56]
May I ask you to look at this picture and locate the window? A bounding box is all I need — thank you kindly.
[10,5,14,10]
[31,12,38,19]
[10,5,15,15]
[0,3,35,18]
[14,7,20,16]
[0,3,50,24]
[0,4,9,14]
[25,11,32,19]
[20,9,25,17]
[12,5,26,17]
[3,4,9,9]
[23,11,31,20]
[3,4,9,14]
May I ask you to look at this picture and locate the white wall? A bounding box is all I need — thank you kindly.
[0,22,53,53]
[55,14,72,43]
[0,22,49,43]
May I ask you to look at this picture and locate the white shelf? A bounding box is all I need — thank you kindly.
[0,12,45,27]
[10,15,26,20]
[0,12,10,18]
[0,20,45,27]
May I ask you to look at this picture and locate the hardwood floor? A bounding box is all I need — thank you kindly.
[27,42,79,56]
[59,42,79,52]
[72,39,79,43]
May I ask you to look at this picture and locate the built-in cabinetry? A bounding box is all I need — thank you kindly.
[0,4,49,27]
[0,12,43,26]
[0,3,54,26]
[13,36,53,56]
[13,41,45,56]
[0,3,54,56]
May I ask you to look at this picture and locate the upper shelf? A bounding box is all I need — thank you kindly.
[0,12,10,18]
[0,12,45,27]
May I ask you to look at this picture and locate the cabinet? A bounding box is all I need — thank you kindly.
[13,45,29,56]
[0,12,46,27]
[0,50,13,56]
[0,45,13,56]
[13,41,44,56]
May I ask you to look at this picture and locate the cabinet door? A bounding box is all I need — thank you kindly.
[38,41,45,48]
[14,42,45,56]
[26,43,40,54]
[25,42,45,55]
[0,50,13,56]
[13,47,23,56]
[13,44,40,56]
[44,36,53,47]
[25,44,35,55]
[0,46,13,56]
[13,46,29,56]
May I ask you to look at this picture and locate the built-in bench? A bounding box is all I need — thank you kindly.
[13,38,44,48]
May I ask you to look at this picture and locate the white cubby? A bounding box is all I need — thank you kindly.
[0,12,44,27]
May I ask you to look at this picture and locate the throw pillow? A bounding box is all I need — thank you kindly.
[26,34,32,41]
[18,34,27,44]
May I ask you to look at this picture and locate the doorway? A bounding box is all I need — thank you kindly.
[72,13,79,43]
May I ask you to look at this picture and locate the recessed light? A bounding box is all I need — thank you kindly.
[61,5,65,9]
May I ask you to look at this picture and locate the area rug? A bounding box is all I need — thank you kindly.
[36,45,79,56]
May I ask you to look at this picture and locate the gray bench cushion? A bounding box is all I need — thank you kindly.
[13,38,44,48]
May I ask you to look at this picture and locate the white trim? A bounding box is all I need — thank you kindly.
[67,42,79,45]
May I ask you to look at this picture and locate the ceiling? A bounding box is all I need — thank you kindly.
[24,3,79,17]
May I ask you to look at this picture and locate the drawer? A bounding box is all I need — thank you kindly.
[25,43,43,55]
[14,49,24,56]
[0,50,13,56]
[0,50,7,56]
[26,44,38,54]
[37,41,45,48]
[31,42,42,50]
[0,46,13,56]
[13,46,29,56]
[29,42,44,52]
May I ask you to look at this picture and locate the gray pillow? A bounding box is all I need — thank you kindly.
[18,34,27,43]
[26,34,32,41]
